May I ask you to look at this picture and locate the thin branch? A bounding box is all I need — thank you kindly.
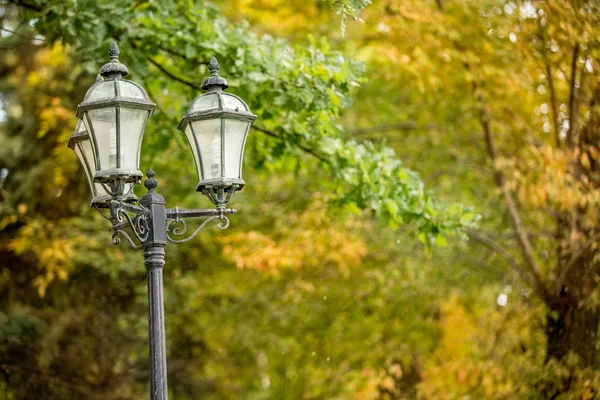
[567,43,579,148]
[6,0,41,12]
[467,228,533,287]
[251,125,330,163]
[348,121,442,136]
[477,92,550,302]
[147,56,202,91]
[546,64,560,147]
[537,21,560,147]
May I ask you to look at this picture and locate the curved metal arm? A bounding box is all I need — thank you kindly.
[112,229,143,249]
[166,215,230,244]
[117,209,150,243]
[101,197,151,249]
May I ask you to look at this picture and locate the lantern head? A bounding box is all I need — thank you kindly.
[178,57,256,199]
[76,42,155,186]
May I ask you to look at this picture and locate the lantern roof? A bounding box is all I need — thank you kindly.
[76,42,155,119]
[178,57,256,132]
[68,120,88,149]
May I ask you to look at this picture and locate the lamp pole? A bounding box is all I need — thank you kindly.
[69,42,256,400]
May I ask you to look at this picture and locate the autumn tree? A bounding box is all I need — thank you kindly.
[337,0,600,380]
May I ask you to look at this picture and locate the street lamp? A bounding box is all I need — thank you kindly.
[69,42,256,400]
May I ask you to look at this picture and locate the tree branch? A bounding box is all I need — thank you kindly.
[251,125,330,163]
[477,93,550,303]
[467,228,533,287]
[147,56,202,91]
[537,21,560,147]
[567,43,579,148]
[7,0,41,12]
[348,121,442,136]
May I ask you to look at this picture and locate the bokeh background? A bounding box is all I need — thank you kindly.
[1,0,599,398]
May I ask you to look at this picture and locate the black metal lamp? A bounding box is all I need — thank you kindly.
[69,42,257,400]
[76,42,155,187]
[178,57,256,208]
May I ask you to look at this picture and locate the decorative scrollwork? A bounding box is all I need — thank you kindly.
[217,216,230,230]
[166,215,230,244]
[117,209,150,243]
[112,229,143,249]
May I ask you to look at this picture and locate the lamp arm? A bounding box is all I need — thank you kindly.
[165,207,234,244]
[165,207,237,220]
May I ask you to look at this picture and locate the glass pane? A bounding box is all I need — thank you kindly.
[184,125,202,180]
[222,94,246,112]
[191,94,219,112]
[224,119,249,179]
[190,119,222,180]
[119,108,147,170]
[119,81,145,99]
[93,182,107,198]
[86,81,115,101]
[80,136,98,172]
[74,142,95,195]
[87,108,117,171]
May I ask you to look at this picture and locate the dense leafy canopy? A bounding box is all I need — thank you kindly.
[1,0,600,399]
[18,0,476,244]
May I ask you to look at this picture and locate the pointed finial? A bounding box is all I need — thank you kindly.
[208,57,219,73]
[100,41,129,78]
[108,41,120,59]
[201,56,228,91]
[144,168,158,190]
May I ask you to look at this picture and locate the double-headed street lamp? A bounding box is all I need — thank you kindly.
[68,42,256,400]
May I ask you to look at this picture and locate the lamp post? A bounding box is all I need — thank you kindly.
[69,42,256,400]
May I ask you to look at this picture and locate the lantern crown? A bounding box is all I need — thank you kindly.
[100,41,129,78]
[201,57,228,91]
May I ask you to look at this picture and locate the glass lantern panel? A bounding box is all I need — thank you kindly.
[222,94,246,112]
[86,81,116,101]
[119,108,147,170]
[191,94,219,113]
[184,125,202,180]
[119,81,145,99]
[223,119,250,179]
[190,119,222,180]
[86,108,117,171]
[74,141,95,195]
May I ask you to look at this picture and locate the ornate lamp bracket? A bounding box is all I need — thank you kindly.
[94,169,236,249]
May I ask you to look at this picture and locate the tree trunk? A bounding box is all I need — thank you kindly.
[546,300,600,367]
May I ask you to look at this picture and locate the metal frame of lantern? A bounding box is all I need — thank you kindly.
[70,43,256,400]
[68,121,138,208]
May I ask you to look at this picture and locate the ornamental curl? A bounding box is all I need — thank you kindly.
[166,215,230,244]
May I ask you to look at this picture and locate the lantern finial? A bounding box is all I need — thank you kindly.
[100,41,129,78]
[201,56,228,91]
[208,57,219,73]
[144,168,158,190]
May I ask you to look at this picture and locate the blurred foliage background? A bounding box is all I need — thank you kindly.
[1,0,600,398]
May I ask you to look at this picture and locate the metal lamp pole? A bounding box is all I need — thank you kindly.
[69,42,256,400]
